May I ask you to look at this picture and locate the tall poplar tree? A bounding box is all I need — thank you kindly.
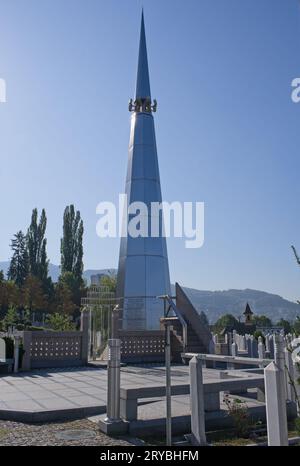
[27,208,49,284]
[60,205,84,285]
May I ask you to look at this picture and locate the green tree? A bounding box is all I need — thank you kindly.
[293,316,300,336]
[22,275,47,312]
[46,313,75,331]
[214,314,240,332]
[7,231,29,286]
[2,306,18,330]
[27,208,49,286]
[276,318,291,334]
[253,315,272,327]
[22,307,32,327]
[59,271,86,311]
[60,205,84,285]
[0,280,19,313]
[100,271,117,293]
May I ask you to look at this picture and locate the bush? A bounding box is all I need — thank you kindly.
[223,393,252,438]
[2,307,18,331]
[46,313,75,331]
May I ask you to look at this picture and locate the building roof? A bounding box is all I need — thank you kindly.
[243,302,253,316]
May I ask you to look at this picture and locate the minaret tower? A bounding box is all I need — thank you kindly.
[116,12,171,331]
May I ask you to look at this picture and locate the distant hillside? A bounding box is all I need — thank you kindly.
[178,286,300,324]
[0,261,115,286]
[1,261,299,323]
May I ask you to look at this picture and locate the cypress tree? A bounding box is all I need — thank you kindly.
[8,231,29,287]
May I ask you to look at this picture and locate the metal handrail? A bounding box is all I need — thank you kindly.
[158,295,188,351]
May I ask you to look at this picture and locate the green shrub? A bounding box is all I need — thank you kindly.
[46,313,75,331]
[223,394,252,438]
[2,307,18,331]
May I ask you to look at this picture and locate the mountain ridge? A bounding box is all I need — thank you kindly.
[0,262,299,323]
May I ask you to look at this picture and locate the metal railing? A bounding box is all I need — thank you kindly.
[158,294,188,351]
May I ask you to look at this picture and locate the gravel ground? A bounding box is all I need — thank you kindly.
[0,419,131,446]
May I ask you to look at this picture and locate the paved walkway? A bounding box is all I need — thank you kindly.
[0,365,194,421]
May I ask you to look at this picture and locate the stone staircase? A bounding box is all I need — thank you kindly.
[161,283,212,363]
[167,317,208,362]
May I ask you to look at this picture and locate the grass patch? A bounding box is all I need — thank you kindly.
[0,428,9,439]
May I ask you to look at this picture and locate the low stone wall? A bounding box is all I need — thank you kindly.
[22,328,89,371]
[118,330,165,363]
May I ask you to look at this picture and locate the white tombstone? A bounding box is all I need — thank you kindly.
[252,336,258,358]
[232,329,237,343]
[290,337,300,415]
[189,356,206,446]
[258,337,265,368]
[265,334,270,352]
[284,347,295,403]
[274,334,287,400]
[294,362,300,416]
[96,331,102,348]
[208,338,215,355]
[227,332,233,349]
[240,335,246,351]
[231,342,237,359]
[0,338,5,361]
[264,361,288,446]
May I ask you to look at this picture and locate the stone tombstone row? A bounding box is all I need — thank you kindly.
[0,337,5,361]
[211,331,298,359]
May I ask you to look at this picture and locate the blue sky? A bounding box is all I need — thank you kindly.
[1,0,300,301]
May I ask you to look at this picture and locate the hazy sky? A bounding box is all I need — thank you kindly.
[1,0,300,301]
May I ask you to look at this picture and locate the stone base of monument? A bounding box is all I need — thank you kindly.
[98,414,129,435]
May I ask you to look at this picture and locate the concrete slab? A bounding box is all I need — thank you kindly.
[0,364,279,429]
